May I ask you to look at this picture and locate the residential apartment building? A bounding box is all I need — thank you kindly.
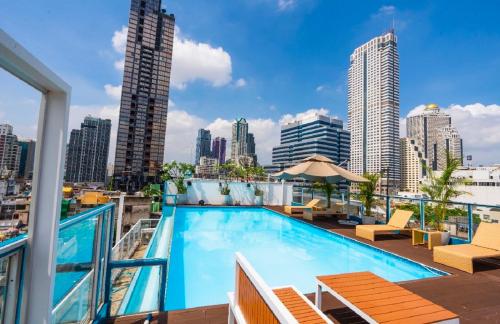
[66,116,111,183]
[406,104,462,170]
[212,137,226,165]
[195,129,212,165]
[0,124,21,178]
[114,0,175,190]
[272,114,350,169]
[195,156,219,177]
[400,137,427,193]
[18,139,36,179]
[348,31,400,190]
[436,126,463,170]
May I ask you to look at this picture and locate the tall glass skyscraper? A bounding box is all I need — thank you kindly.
[195,129,212,165]
[272,114,350,169]
[348,30,400,190]
[212,137,226,164]
[114,0,175,190]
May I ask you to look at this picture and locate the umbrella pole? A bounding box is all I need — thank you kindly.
[347,184,351,219]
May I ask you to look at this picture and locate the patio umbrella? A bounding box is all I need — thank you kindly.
[273,154,368,211]
[273,154,368,184]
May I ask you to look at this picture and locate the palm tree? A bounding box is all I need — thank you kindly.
[313,181,337,208]
[420,154,468,231]
[358,173,381,217]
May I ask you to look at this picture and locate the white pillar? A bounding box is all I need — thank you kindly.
[24,91,70,323]
[0,29,71,324]
[281,179,285,206]
[115,193,125,242]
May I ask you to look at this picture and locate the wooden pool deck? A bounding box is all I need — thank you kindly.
[109,206,500,323]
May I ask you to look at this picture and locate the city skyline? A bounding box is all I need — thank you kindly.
[1,1,500,165]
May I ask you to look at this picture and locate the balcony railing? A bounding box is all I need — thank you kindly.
[293,185,499,243]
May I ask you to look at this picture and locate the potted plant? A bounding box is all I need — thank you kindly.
[358,173,380,225]
[254,186,264,206]
[142,184,162,212]
[313,181,336,208]
[421,155,468,245]
[220,183,231,205]
[161,161,195,205]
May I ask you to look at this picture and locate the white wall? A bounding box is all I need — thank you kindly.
[166,179,293,206]
[453,185,500,206]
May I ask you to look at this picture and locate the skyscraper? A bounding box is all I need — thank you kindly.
[66,116,111,183]
[436,126,463,169]
[195,129,212,165]
[246,133,257,165]
[406,104,461,170]
[272,114,350,169]
[18,139,36,179]
[114,0,175,190]
[348,31,400,190]
[0,124,21,178]
[231,118,249,163]
[400,137,427,193]
[212,137,226,164]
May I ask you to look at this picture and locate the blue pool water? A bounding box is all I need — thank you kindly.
[125,207,445,312]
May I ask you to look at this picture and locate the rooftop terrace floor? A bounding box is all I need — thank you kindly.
[109,206,500,324]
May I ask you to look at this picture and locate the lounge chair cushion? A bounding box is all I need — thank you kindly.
[356,225,401,232]
[434,244,500,259]
[471,222,500,251]
[387,209,413,229]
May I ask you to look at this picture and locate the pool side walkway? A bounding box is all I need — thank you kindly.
[109,206,500,324]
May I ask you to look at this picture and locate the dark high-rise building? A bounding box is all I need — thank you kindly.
[246,133,257,165]
[114,0,175,190]
[272,114,350,169]
[195,129,212,165]
[212,137,226,164]
[18,140,36,179]
[66,116,111,183]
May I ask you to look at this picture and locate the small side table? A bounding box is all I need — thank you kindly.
[412,229,443,250]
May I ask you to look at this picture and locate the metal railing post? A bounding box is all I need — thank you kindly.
[89,211,104,320]
[467,204,474,243]
[104,206,115,318]
[385,195,391,224]
[420,199,425,230]
[159,262,168,312]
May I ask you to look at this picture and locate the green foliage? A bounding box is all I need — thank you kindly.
[420,154,469,231]
[161,161,195,195]
[254,186,264,196]
[220,183,230,195]
[313,181,337,208]
[141,184,162,202]
[358,173,381,217]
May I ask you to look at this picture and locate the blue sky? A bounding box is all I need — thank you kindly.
[1,0,500,164]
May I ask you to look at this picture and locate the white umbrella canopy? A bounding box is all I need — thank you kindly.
[273,154,368,184]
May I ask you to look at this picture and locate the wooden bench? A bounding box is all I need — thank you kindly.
[315,271,459,324]
[228,252,332,323]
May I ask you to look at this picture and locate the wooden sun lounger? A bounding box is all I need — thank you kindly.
[355,209,414,241]
[434,222,500,273]
[303,204,346,221]
[315,272,459,324]
[228,252,332,324]
[284,198,322,215]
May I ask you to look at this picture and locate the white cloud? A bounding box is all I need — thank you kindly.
[278,0,296,11]
[378,5,396,16]
[104,84,122,101]
[165,108,334,164]
[316,85,326,92]
[171,27,232,89]
[235,78,247,88]
[279,108,330,125]
[114,58,125,72]
[402,103,500,165]
[112,26,128,54]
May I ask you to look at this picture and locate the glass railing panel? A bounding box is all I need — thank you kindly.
[54,214,98,307]
[110,265,161,317]
[0,256,10,321]
[391,197,422,228]
[52,270,93,324]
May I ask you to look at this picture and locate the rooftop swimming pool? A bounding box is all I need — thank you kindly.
[122,206,446,313]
